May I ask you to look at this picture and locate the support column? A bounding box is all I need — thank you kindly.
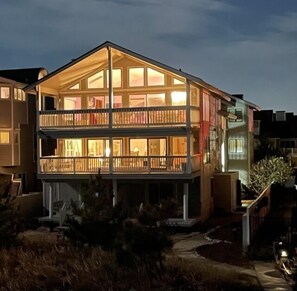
[242,212,250,251]
[144,182,149,204]
[186,80,191,173]
[112,179,117,207]
[183,183,189,221]
[49,183,53,219]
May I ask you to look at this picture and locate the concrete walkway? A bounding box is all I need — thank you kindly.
[172,231,292,290]
[253,261,293,291]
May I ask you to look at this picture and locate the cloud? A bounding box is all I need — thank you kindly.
[0,0,296,113]
[91,0,159,6]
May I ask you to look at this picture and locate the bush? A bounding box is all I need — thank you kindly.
[66,170,173,274]
[0,198,20,247]
[250,156,293,195]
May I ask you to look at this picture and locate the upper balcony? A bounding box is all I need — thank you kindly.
[39,155,201,177]
[39,106,199,129]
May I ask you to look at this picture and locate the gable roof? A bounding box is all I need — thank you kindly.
[231,94,260,111]
[0,68,48,85]
[25,41,234,102]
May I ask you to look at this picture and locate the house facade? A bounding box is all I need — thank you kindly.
[254,110,297,166]
[27,42,238,223]
[0,68,47,193]
[225,94,259,185]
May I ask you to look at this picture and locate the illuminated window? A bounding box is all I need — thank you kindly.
[69,83,80,90]
[64,97,81,109]
[0,131,10,144]
[129,94,146,107]
[87,71,104,89]
[0,87,10,99]
[173,78,184,85]
[228,108,243,122]
[228,138,244,153]
[147,68,165,86]
[129,68,144,87]
[64,139,82,157]
[88,95,122,108]
[88,139,122,157]
[172,137,186,155]
[106,68,122,88]
[130,139,147,156]
[147,93,165,107]
[14,88,26,101]
[171,91,186,106]
[203,92,210,121]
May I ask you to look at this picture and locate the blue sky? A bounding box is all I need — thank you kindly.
[1,0,297,112]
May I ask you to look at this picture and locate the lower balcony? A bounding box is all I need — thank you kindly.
[40,155,201,175]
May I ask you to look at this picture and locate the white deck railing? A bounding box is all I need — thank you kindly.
[39,155,201,175]
[39,106,200,128]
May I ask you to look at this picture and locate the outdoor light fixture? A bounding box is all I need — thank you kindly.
[280,250,288,258]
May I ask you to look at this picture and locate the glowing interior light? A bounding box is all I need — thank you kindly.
[281,250,288,257]
[105,147,110,157]
[171,91,186,105]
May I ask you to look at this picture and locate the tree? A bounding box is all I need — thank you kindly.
[249,156,293,195]
[254,138,288,162]
[66,170,173,272]
[66,170,126,248]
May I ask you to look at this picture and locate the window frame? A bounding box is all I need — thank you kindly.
[147,68,165,86]
[228,108,244,122]
[228,138,244,153]
[128,67,145,87]
[0,131,10,144]
[0,86,10,100]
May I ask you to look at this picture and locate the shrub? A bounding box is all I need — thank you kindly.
[0,197,20,247]
[249,156,293,195]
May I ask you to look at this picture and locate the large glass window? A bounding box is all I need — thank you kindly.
[129,68,144,87]
[147,93,165,107]
[87,139,122,157]
[228,138,243,153]
[107,68,122,88]
[88,95,122,108]
[129,94,146,107]
[0,131,10,144]
[0,87,10,99]
[130,139,147,156]
[129,138,166,156]
[64,97,81,109]
[171,91,186,106]
[64,139,82,157]
[172,137,186,155]
[147,68,165,86]
[87,71,104,89]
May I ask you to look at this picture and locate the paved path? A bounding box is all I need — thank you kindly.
[253,261,293,291]
[172,231,292,290]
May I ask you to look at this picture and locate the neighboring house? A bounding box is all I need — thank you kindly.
[225,94,260,186]
[0,68,47,193]
[254,110,297,166]
[26,41,242,224]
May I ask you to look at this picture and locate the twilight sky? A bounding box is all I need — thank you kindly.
[1,0,297,112]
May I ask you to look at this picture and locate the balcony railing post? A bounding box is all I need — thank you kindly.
[148,156,151,173]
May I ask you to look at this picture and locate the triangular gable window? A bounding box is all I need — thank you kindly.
[147,68,165,86]
[69,83,80,90]
[173,78,184,85]
[87,71,104,89]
